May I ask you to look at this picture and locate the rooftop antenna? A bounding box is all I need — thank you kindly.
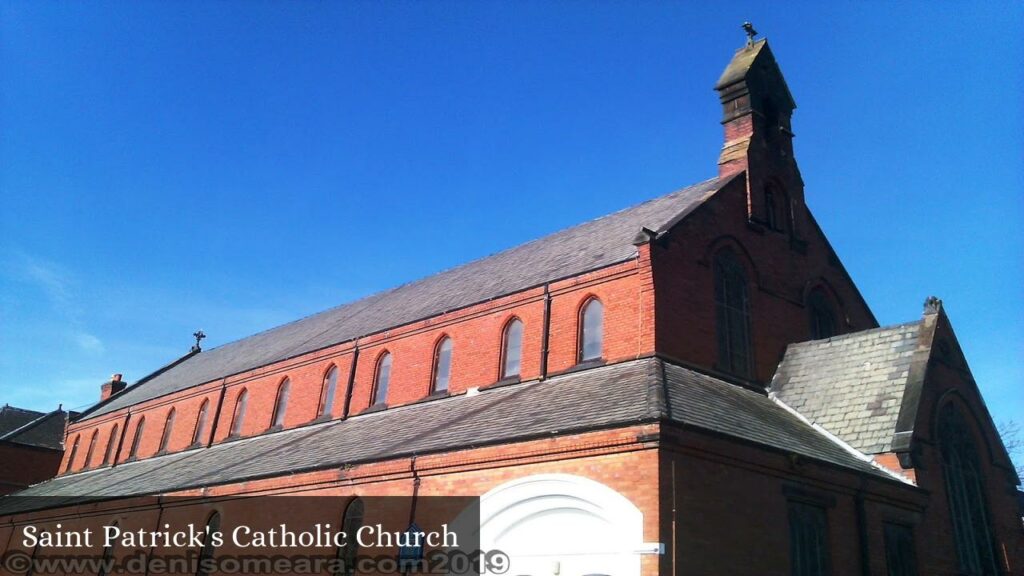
[742,21,758,46]
[192,330,206,352]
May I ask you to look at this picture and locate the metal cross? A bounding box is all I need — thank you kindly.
[742,22,758,46]
[192,330,206,352]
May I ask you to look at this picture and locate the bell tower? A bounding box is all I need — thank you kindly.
[715,24,805,238]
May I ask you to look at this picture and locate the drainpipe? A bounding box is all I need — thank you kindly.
[855,480,871,576]
[540,284,552,380]
[342,346,360,419]
[205,378,228,448]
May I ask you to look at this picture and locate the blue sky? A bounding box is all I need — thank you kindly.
[1,2,1020,450]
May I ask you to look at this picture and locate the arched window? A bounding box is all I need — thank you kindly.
[432,337,453,393]
[372,353,392,405]
[84,430,99,469]
[128,417,145,460]
[196,512,221,576]
[714,249,752,377]
[97,520,118,576]
[102,424,118,465]
[319,366,339,418]
[339,498,365,576]
[271,379,291,428]
[808,289,837,340]
[66,434,80,472]
[192,400,210,445]
[229,389,248,437]
[158,408,176,453]
[938,403,997,574]
[501,318,524,379]
[578,298,604,362]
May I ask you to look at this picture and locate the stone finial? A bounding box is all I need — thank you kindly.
[923,296,943,315]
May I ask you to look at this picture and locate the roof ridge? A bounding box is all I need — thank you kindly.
[161,176,725,360]
[786,320,921,349]
[0,409,64,442]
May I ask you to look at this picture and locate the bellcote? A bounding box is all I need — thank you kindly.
[714,31,805,237]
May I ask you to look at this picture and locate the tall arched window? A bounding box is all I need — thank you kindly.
[102,424,118,465]
[66,434,80,472]
[808,289,837,340]
[84,430,99,469]
[714,248,752,377]
[192,400,210,445]
[578,298,604,362]
[158,408,176,453]
[339,498,365,576]
[372,353,392,405]
[432,337,453,393]
[319,366,339,418]
[271,379,291,428]
[98,520,118,576]
[501,318,524,379]
[938,403,997,574]
[229,389,248,437]
[128,417,145,460]
[196,512,221,576]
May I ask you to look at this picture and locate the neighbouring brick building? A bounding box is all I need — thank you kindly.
[0,405,73,495]
[1,33,1021,576]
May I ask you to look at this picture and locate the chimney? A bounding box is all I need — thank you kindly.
[100,373,126,401]
[714,26,805,235]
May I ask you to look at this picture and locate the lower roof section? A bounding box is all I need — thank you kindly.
[2,357,906,510]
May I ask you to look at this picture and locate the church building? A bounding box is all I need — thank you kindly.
[1,31,1020,576]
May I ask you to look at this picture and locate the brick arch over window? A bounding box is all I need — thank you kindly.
[128,416,145,460]
[431,335,453,394]
[700,235,762,287]
[102,423,119,465]
[372,351,392,406]
[196,511,221,576]
[192,399,210,446]
[935,399,998,574]
[229,389,248,437]
[577,296,604,363]
[84,429,99,469]
[271,378,291,429]
[500,316,524,380]
[713,247,753,377]
[66,434,80,472]
[319,364,339,418]
[158,408,176,452]
[338,497,365,576]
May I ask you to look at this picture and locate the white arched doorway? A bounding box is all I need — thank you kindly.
[476,474,647,576]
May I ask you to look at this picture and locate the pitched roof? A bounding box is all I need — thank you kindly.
[770,322,923,454]
[79,176,731,421]
[0,409,70,450]
[0,405,45,436]
[3,357,907,513]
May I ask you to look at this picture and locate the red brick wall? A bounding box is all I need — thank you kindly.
[63,258,655,468]
[0,442,62,495]
[651,174,877,384]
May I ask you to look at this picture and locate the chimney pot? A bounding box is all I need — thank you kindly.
[112,373,122,382]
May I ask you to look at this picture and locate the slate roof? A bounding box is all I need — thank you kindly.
[0,405,44,436]
[770,322,923,454]
[2,357,907,513]
[1,410,71,450]
[80,176,731,421]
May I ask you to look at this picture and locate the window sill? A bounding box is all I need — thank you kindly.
[358,403,388,416]
[483,376,521,390]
